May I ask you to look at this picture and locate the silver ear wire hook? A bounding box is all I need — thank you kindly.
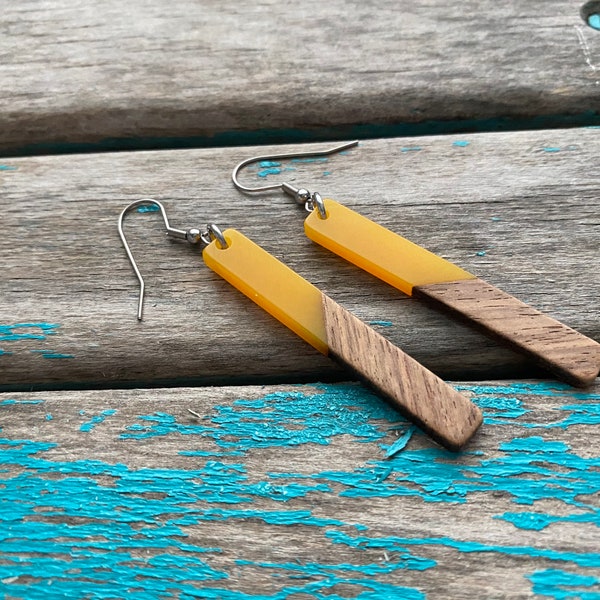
[118,198,227,320]
[231,140,358,198]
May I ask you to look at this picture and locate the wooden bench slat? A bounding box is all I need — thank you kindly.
[1,130,598,388]
[1,0,599,153]
[0,380,598,596]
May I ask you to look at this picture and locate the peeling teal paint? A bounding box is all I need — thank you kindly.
[0,349,12,356]
[460,383,600,428]
[368,320,393,327]
[257,167,282,177]
[540,145,578,154]
[1,399,44,406]
[196,508,345,527]
[455,381,595,398]
[137,204,160,213]
[470,393,531,422]
[235,559,430,598]
[0,381,598,598]
[400,146,421,152]
[384,426,416,458]
[0,322,60,342]
[235,556,435,575]
[30,350,74,359]
[255,155,328,179]
[327,531,600,568]
[121,385,395,448]
[80,409,117,432]
[498,511,599,531]
[452,140,470,147]
[0,164,17,170]
[527,568,600,599]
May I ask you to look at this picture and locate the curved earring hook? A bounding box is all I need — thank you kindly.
[118,199,228,321]
[231,140,358,194]
[118,199,188,321]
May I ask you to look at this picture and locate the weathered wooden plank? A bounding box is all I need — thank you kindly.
[1,0,600,154]
[0,380,598,598]
[0,130,598,388]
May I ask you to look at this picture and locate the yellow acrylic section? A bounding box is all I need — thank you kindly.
[202,229,328,355]
[304,199,475,295]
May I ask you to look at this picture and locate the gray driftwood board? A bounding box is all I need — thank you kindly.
[1,0,600,154]
[0,380,598,598]
[1,130,599,388]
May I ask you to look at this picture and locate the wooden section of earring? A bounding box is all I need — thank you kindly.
[203,228,482,450]
[414,279,600,387]
[304,198,600,387]
[321,294,482,451]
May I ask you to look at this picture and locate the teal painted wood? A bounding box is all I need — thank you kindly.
[0,381,598,598]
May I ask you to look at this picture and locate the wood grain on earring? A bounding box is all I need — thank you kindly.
[321,294,482,451]
[414,278,600,387]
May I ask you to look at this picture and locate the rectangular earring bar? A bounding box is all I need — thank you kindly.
[305,198,475,294]
[203,228,329,355]
[202,229,482,451]
[304,199,600,387]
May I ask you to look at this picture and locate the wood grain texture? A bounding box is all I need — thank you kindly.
[0,130,599,388]
[0,380,598,598]
[415,278,600,387]
[1,0,600,153]
[322,294,482,450]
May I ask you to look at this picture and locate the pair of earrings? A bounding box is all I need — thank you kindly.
[119,142,600,451]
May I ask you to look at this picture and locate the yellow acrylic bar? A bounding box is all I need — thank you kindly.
[304,199,475,295]
[202,229,329,355]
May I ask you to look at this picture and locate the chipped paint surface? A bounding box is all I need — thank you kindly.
[80,409,117,432]
[0,398,44,406]
[30,349,74,359]
[0,382,598,598]
[527,568,600,598]
[136,204,160,213]
[368,320,393,327]
[0,323,73,359]
[0,322,60,342]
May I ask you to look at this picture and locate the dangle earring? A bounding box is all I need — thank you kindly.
[118,199,482,451]
[232,142,600,387]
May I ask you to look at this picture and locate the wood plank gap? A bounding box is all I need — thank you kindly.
[2,111,600,159]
